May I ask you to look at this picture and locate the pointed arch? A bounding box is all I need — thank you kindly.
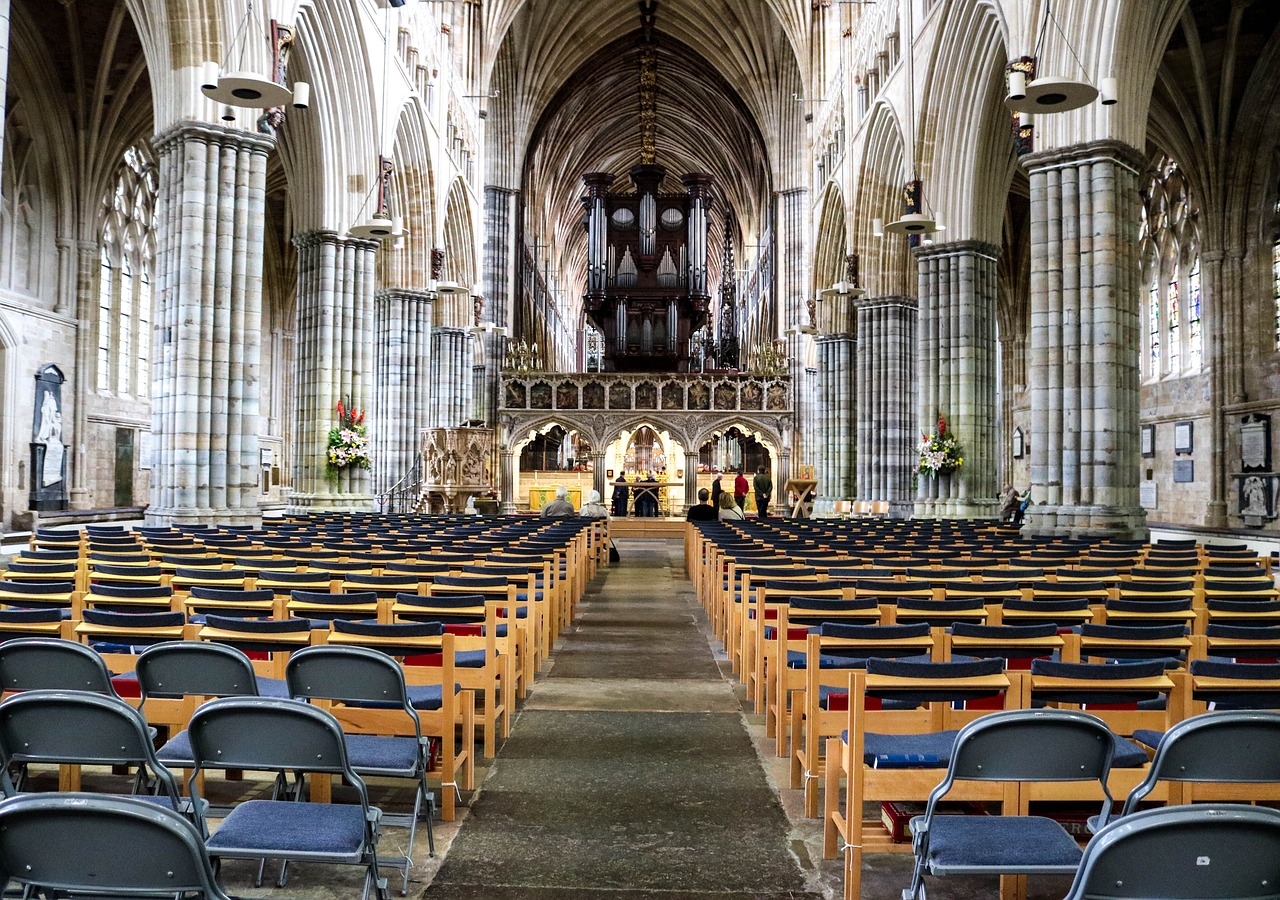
[378,96,438,290]
[852,101,911,297]
[812,181,849,294]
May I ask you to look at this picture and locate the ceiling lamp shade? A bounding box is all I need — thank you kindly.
[202,70,295,108]
[436,280,470,296]
[1005,76,1097,114]
[885,212,938,235]
[819,282,865,299]
[348,217,395,240]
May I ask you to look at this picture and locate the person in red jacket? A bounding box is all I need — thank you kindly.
[733,468,749,511]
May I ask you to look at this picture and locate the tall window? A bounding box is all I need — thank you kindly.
[98,143,157,396]
[1273,237,1280,350]
[1139,155,1202,378]
[1188,260,1202,369]
[97,244,113,392]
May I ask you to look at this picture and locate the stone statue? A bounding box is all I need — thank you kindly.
[1242,475,1268,516]
[36,391,63,487]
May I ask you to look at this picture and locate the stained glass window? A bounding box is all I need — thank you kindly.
[1188,260,1202,368]
[1274,239,1280,350]
[137,264,151,393]
[98,142,156,397]
[1149,283,1161,376]
[118,252,133,393]
[1168,275,1180,371]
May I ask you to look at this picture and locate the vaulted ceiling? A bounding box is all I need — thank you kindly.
[482,0,810,333]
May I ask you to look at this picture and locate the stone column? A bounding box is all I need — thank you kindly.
[148,123,273,526]
[471,325,505,426]
[857,295,918,516]
[592,451,608,503]
[914,241,1000,518]
[69,239,98,510]
[0,0,9,179]
[288,230,377,511]
[499,447,517,514]
[372,288,433,495]
[777,187,811,470]
[1200,250,1227,528]
[683,450,699,512]
[483,186,518,329]
[1023,140,1146,537]
[813,288,857,515]
[428,287,473,429]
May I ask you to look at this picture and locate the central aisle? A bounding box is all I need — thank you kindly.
[423,538,824,899]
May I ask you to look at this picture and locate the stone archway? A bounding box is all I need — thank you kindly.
[498,371,793,514]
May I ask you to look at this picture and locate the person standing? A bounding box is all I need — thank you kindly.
[733,468,749,511]
[753,466,773,518]
[541,485,576,518]
[710,473,724,510]
[686,488,717,522]
[611,474,631,517]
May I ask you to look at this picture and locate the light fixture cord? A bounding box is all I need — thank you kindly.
[1035,1,1088,80]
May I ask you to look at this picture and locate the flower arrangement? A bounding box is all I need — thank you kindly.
[917,414,964,477]
[326,399,370,482]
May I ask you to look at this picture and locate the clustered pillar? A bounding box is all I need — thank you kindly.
[372,289,433,495]
[289,230,377,511]
[856,295,918,515]
[813,291,856,514]
[1024,140,1146,537]
[777,187,811,472]
[428,286,474,429]
[148,123,273,526]
[914,241,999,518]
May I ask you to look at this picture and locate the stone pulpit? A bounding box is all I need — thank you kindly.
[420,427,495,513]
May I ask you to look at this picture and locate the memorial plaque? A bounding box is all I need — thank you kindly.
[1141,424,1155,458]
[1139,481,1157,509]
[1241,414,1271,472]
[1173,459,1194,483]
[1174,421,1194,455]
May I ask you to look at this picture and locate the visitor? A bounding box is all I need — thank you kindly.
[686,488,717,522]
[734,468,749,510]
[463,495,481,516]
[638,471,659,517]
[541,485,576,518]
[753,466,772,518]
[611,474,630,517]
[999,484,1019,522]
[710,472,724,509]
[580,489,609,519]
[718,491,745,521]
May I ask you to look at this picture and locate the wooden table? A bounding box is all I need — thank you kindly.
[784,478,818,518]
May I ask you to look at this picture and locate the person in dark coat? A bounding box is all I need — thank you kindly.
[710,473,724,510]
[611,474,630,517]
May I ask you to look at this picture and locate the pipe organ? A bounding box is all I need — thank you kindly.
[582,164,713,371]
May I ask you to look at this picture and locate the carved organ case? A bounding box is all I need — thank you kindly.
[583,165,713,372]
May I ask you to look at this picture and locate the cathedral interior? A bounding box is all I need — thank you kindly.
[1,0,1279,540]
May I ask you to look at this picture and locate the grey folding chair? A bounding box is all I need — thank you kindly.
[905,708,1116,900]
[187,695,389,900]
[285,643,436,894]
[0,793,233,899]
[1064,804,1280,899]
[0,636,120,696]
[136,640,287,773]
[0,689,195,827]
[1119,709,1280,816]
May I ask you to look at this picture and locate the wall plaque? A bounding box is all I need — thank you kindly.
[1140,424,1155,458]
[1174,421,1194,455]
[1236,473,1280,527]
[1173,459,1194,483]
[1241,414,1271,472]
[1139,481,1157,509]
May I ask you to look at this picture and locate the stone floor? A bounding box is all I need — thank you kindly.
[31,536,1078,899]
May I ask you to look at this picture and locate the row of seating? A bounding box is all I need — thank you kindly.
[688,520,1280,899]
[0,636,484,897]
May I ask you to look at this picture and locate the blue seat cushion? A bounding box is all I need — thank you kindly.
[861,730,960,768]
[453,649,487,668]
[207,799,368,857]
[788,650,866,669]
[156,730,193,765]
[1132,729,1164,750]
[1110,734,1150,768]
[343,734,422,773]
[255,676,290,698]
[922,815,1083,871]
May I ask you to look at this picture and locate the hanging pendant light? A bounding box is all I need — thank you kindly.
[1004,4,1110,115]
[201,11,309,111]
[885,180,939,235]
[349,157,397,239]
